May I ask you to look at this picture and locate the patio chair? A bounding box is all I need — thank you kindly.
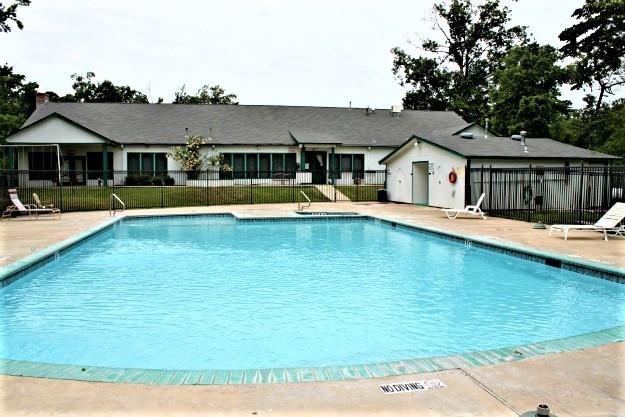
[33,193,55,209]
[1,189,61,220]
[442,193,486,219]
[549,202,625,241]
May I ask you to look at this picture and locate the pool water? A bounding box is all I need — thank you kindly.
[1,215,624,370]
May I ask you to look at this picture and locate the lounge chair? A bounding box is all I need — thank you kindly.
[33,193,55,209]
[549,202,625,241]
[1,189,61,220]
[442,193,486,219]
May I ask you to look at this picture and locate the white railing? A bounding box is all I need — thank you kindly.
[298,191,311,211]
[109,193,125,216]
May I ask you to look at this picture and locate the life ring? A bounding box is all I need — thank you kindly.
[448,170,458,184]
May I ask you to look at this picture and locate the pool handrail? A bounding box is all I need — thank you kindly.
[298,191,311,211]
[109,193,125,216]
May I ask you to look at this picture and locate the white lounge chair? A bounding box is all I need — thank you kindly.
[1,189,61,220]
[442,193,486,219]
[33,192,55,209]
[549,202,625,241]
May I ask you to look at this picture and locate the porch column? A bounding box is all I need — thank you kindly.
[301,146,306,170]
[102,144,109,187]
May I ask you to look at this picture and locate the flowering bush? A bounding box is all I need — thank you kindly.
[167,135,206,173]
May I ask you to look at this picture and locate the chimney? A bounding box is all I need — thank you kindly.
[35,92,49,108]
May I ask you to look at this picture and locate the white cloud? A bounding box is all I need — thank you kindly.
[2,0,601,109]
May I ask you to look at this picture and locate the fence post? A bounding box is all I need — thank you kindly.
[603,164,609,209]
[464,159,472,206]
[488,165,492,212]
[59,179,64,212]
[480,165,484,196]
[529,165,534,222]
[578,164,584,224]
[160,181,164,208]
[249,175,253,204]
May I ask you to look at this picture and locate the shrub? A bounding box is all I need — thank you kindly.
[124,175,139,186]
[151,177,163,186]
[124,175,156,186]
[163,175,175,186]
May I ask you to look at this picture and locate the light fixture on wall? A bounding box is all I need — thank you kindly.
[212,144,216,150]
[257,145,261,150]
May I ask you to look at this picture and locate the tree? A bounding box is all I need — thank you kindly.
[550,98,625,158]
[391,0,527,122]
[490,43,570,137]
[173,84,238,104]
[0,64,38,141]
[559,0,625,113]
[0,0,30,32]
[70,72,148,103]
[44,90,77,103]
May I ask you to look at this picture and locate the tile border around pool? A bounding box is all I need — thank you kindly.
[0,325,623,385]
[1,210,624,385]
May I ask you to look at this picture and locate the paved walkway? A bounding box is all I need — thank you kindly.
[314,185,350,202]
[1,202,624,416]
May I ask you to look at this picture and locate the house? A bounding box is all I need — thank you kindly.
[4,94,480,187]
[4,94,619,209]
[380,132,619,209]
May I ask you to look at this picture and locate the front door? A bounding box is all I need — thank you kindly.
[306,151,327,184]
[412,161,429,205]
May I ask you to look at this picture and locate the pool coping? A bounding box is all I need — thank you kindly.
[1,211,624,385]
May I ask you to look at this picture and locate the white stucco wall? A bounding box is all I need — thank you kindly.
[7,117,106,144]
[385,139,467,209]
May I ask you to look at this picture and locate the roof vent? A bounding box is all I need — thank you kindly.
[460,132,474,139]
[391,105,402,118]
[365,107,375,117]
[511,134,523,141]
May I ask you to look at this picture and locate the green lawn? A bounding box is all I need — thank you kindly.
[17,185,330,212]
[335,185,381,201]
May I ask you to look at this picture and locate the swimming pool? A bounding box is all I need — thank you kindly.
[1,214,624,382]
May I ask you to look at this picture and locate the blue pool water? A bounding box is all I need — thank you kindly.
[1,215,624,370]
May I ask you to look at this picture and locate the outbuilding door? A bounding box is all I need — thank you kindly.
[412,161,429,205]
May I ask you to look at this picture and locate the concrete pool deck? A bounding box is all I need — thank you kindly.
[0,202,624,416]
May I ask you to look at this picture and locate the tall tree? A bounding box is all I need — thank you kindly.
[559,0,625,113]
[391,0,527,122]
[0,0,30,32]
[551,98,625,158]
[0,64,38,141]
[490,43,570,137]
[173,84,238,104]
[70,72,148,103]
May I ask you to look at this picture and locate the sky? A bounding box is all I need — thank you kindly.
[1,0,605,109]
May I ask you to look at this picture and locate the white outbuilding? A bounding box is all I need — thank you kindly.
[380,130,619,209]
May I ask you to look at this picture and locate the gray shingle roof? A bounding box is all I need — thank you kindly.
[20,103,469,147]
[380,133,619,163]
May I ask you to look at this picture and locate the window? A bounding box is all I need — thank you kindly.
[219,153,297,179]
[126,153,167,175]
[329,154,365,179]
[28,152,58,180]
[86,152,113,180]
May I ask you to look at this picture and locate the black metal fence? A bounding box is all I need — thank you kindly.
[469,165,625,224]
[0,169,387,212]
